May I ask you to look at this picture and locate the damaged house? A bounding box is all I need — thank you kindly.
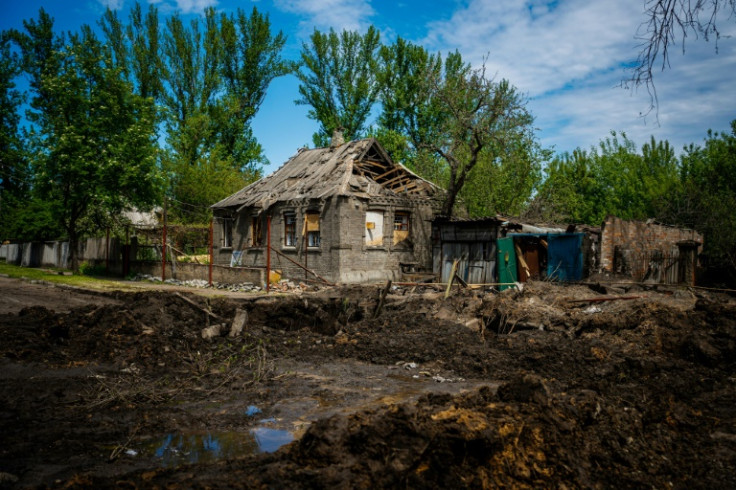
[211,137,443,284]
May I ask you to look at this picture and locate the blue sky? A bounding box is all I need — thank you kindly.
[2,0,735,173]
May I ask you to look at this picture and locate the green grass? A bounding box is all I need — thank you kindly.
[0,261,130,289]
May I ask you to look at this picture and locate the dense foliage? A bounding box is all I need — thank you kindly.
[1,8,734,281]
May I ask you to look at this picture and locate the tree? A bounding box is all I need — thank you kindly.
[630,0,736,110]
[295,26,381,146]
[16,17,162,270]
[100,2,164,101]
[217,7,291,167]
[0,30,33,240]
[375,37,445,179]
[415,55,533,217]
[533,133,681,225]
[158,7,288,222]
[667,121,736,282]
[0,31,25,200]
[461,130,548,217]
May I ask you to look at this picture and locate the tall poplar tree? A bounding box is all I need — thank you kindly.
[295,26,381,146]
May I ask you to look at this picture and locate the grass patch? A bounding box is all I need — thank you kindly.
[0,261,129,289]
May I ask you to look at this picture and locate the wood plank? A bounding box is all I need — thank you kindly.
[373,167,401,180]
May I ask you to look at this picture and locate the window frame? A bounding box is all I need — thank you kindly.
[222,218,233,249]
[305,211,321,249]
[393,211,410,247]
[251,216,263,247]
[284,211,297,247]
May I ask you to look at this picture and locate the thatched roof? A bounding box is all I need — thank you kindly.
[212,138,441,211]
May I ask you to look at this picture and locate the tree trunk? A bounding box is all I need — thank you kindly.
[442,187,458,217]
[68,228,80,273]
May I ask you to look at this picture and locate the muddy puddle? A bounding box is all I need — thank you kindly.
[142,427,294,467]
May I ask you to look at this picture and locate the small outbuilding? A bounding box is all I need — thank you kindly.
[432,217,593,288]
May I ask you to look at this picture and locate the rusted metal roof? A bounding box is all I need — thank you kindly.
[211,138,441,210]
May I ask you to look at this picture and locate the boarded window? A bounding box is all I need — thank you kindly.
[251,217,262,246]
[393,211,410,245]
[365,210,384,246]
[284,212,297,246]
[222,219,233,248]
[305,211,320,248]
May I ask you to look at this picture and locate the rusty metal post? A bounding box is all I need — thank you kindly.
[266,215,271,292]
[208,217,213,287]
[105,227,110,274]
[162,200,167,281]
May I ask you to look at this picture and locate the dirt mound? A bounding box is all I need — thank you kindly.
[75,370,736,489]
[2,281,736,488]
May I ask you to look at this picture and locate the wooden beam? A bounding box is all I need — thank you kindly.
[373,166,401,180]
[383,173,411,186]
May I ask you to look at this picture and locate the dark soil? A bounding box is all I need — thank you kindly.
[0,279,735,488]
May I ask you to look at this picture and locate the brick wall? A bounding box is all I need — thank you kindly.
[213,195,438,284]
[599,215,703,273]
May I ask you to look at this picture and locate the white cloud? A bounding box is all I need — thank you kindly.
[423,0,643,96]
[97,0,125,10]
[533,37,736,155]
[421,0,736,155]
[273,0,374,35]
[177,0,218,13]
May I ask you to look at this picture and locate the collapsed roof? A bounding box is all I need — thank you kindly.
[211,138,442,211]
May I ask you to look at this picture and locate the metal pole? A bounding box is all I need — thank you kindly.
[162,200,167,281]
[105,227,110,274]
[266,215,271,292]
[303,215,308,280]
[208,218,213,287]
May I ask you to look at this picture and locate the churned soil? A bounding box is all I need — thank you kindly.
[0,277,734,488]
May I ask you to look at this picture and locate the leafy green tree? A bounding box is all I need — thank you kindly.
[378,43,542,217]
[533,133,681,225]
[377,37,441,144]
[100,2,164,101]
[668,121,736,280]
[217,7,291,168]
[16,17,162,270]
[415,56,533,217]
[461,130,548,217]
[158,7,288,222]
[0,30,34,240]
[295,26,381,146]
[375,38,447,183]
[0,31,25,199]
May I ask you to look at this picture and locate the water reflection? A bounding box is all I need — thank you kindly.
[147,428,294,467]
[251,427,294,453]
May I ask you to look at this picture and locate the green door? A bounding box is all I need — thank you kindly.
[497,237,517,291]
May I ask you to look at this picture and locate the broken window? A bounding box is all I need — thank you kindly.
[251,216,262,246]
[305,211,320,248]
[284,212,297,246]
[365,210,384,246]
[222,218,233,248]
[393,211,410,246]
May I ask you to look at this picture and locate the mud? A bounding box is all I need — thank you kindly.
[0,279,735,488]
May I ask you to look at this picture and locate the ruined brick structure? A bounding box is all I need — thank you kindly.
[599,215,703,282]
[211,137,442,284]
